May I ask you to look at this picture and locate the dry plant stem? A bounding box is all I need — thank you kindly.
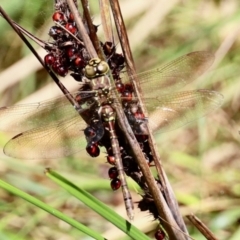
[163,171,189,234]
[187,215,219,240]
[0,7,82,111]
[80,0,103,58]
[66,0,97,58]
[109,1,189,239]
[99,0,113,42]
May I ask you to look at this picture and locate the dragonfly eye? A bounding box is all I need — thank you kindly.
[85,58,109,78]
[84,64,96,78]
[97,61,109,75]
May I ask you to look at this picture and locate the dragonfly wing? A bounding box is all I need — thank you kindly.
[4,116,87,159]
[0,92,94,133]
[123,51,214,98]
[144,90,223,133]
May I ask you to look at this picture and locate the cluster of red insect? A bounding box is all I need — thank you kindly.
[44,8,88,79]
[155,229,166,240]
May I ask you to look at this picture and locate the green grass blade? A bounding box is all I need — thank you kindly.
[45,168,150,240]
[0,178,106,240]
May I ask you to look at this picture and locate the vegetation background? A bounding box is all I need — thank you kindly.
[0,0,240,239]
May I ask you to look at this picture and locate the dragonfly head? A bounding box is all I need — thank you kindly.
[84,58,109,79]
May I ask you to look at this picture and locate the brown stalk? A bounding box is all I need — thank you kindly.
[80,0,104,58]
[187,215,219,240]
[99,0,114,42]
[109,0,190,239]
[66,0,97,58]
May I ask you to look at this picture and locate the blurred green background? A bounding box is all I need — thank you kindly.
[0,0,240,239]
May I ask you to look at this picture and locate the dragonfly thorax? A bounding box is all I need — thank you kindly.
[90,75,111,91]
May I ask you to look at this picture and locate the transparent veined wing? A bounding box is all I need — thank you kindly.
[122,51,214,98]
[0,91,94,133]
[3,116,88,159]
[142,89,223,133]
